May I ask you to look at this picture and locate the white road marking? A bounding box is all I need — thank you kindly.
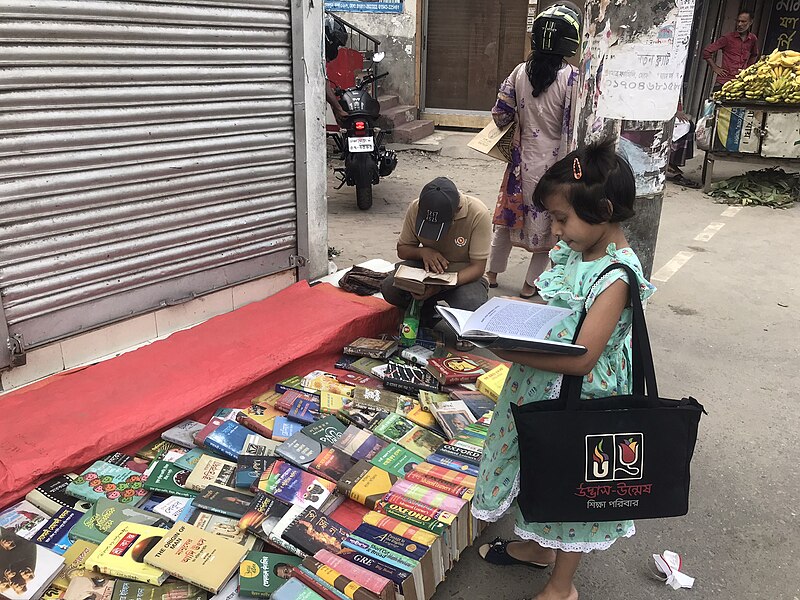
[694,221,726,242]
[651,251,695,283]
[721,206,742,217]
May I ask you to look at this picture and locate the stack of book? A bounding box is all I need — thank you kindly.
[0,333,507,600]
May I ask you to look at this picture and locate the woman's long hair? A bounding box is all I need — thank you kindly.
[526,51,566,97]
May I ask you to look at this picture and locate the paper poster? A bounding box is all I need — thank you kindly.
[596,0,695,121]
[325,0,402,13]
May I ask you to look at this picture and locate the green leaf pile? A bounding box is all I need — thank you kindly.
[707,168,800,209]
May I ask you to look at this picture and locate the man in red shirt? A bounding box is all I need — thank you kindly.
[703,11,760,89]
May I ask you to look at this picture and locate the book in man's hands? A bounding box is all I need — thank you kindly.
[436,297,586,354]
[392,265,458,296]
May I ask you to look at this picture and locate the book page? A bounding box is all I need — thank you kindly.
[466,298,572,341]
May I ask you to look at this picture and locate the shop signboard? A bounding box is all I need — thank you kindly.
[325,0,402,13]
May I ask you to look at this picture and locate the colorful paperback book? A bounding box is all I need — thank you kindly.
[337,403,387,430]
[175,448,206,471]
[390,480,466,515]
[272,577,325,600]
[85,522,168,585]
[135,439,182,462]
[65,461,149,505]
[237,493,290,541]
[425,453,479,477]
[143,460,197,498]
[238,551,302,598]
[241,434,281,456]
[161,419,204,448]
[236,455,279,490]
[282,507,351,557]
[300,557,381,600]
[256,461,335,509]
[100,452,150,474]
[373,501,447,535]
[25,474,93,516]
[301,415,347,447]
[52,539,97,590]
[328,500,371,533]
[336,547,411,586]
[194,418,226,449]
[319,390,348,416]
[382,363,440,396]
[372,414,416,444]
[337,461,397,509]
[68,498,167,545]
[187,511,257,550]
[378,494,456,527]
[32,507,82,554]
[0,530,65,600]
[416,391,449,413]
[314,549,393,600]
[275,375,319,397]
[368,444,421,479]
[185,455,237,492]
[361,512,438,548]
[335,372,382,389]
[237,406,279,439]
[250,389,284,407]
[343,337,397,359]
[395,396,438,431]
[333,426,387,461]
[396,427,445,459]
[111,581,206,600]
[293,565,358,600]
[349,358,387,379]
[205,420,250,461]
[436,442,481,466]
[272,417,304,442]
[302,371,354,395]
[403,470,474,500]
[276,389,318,412]
[350,387,402,413]
[425,356,485,385]
[192,485,254,519]
[352,524,429,563]
[453,394,495,420]
[411,463,477,488]
[429,400,476,440]
[307,447,357,483]
[152,495,192,522]
[143,522,247,593]
[475,364,509,401]
[0,500,51,540]
[276,432,324,469]
[288,398,321,425]
[267,504,307,557]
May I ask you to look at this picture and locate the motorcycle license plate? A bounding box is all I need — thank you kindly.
[348,137,374,152]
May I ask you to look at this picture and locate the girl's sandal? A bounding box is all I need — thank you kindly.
[477,538,551,569]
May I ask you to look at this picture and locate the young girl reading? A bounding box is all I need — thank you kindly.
[472,140,656,600]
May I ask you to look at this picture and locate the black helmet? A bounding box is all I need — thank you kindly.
[325,15,348,62]
[531,2,582,57]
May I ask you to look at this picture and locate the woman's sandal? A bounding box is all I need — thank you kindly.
[520,285,538,299]
[477,538,551,569]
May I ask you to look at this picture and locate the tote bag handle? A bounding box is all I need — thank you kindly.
[559,263,659,409]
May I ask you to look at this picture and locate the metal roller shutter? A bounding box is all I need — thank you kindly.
[0,0,303,368]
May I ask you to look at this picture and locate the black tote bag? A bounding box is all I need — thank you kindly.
[510,263,705,523]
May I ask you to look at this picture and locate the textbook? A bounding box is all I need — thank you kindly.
[68,498,167,544]
[143,522,247,593]
[313,549,395,600]
[436,298,586,354]
[85,522,168,585]
[391,265,457,296]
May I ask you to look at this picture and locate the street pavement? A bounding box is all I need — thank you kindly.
[327,134,800,600]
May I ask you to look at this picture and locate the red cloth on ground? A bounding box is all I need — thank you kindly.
[0,282,399,509]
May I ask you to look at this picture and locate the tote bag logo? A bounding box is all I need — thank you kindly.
[585,433,644,482]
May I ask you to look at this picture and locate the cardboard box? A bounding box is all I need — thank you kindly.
[467,120,514,162]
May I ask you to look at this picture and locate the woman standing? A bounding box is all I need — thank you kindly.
[486,3,581,298]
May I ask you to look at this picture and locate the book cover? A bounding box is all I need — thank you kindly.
[382,364,440,395]
[0,500,51,540]
[175,448,206,471]
[68,498,167,545]
[475,364,509,401]
[300,557,381,600]
[235,455,279,491]
[0,530,65,600]
[368,445,421,479]
[241,434,281,457]
[267,505,306,557]
[193,418,225,449]
[292,568,346,600]
[271,417,303,442]
[341,535,418,576]
[205,421,250,461]
[335,548,410,586]
[361,513,438,548]
[51,539,97,590]
[135,439,182,462]
[99,452,150,474]
[351,524,428,563]
[65,462,149,505]
[425,357,485,385]
[337,461,397,509]
[302,371,354,396]
[287,398,321,425]
[394,397,438,432]
[396,427,445,459]
[436,443,481,466]
[282,507,350,557]
[191,485,253,519]
[152,496,192,522]
[111,581,206,600]
[399,345,434,367]
[411,463,477,488]
[350,388,400,413]
[143,461,197,498]
[389,481,466,515]
[372,501,447,535]
[236,406,279,439]
[319,391,348,416]
[185,455,237,492]
[372,415,415,444]
[276,432,323,469]
[31,507,82,555]
[307,447,356,483]
[333,426,387,462]
[63,576,116,600]
[256,461,335,509]
[161,419,204,449]
[335,354,359,371]
[429,401,476,441]
[301,416,347,448]
[143,522,247,593]
[85,522,168,585]
[272,577,325,600]
[416,391,449,414]
[337,403,387,431]
[378,494,455,526]
[276,389,318,413]
[349,358,387,379]
[250,389,284,407]
[187,511,257,550]
[403,471,474,500]
[275,376,319,397]
[343,338,397,360]
[328,500,371,533]
[313,550,393,600]
[451,392,495,420]
[237,493,290,541]
[238,551,302,598]
[335,372,382,389]
[425,453,479,477]
[25,475,93,516]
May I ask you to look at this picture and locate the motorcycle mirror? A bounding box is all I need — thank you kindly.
[372,51,385,63]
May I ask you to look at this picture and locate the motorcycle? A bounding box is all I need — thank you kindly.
[330,52,397,210]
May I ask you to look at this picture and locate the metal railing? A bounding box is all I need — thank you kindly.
[326,11,382,97]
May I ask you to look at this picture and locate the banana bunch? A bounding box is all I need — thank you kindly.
[713,50,800,104]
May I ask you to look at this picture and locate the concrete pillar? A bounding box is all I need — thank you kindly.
[572,0,696,278]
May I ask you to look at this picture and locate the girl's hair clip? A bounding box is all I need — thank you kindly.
[573,157,583,180]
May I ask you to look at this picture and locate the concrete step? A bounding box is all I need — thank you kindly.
[389,119,435,144]
[377,94,400,110]
[378,104,417,129]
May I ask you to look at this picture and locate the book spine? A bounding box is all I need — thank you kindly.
[236,414,273,438]
[345,347,387,360]
[89,564,166,587]
[353,524,428,561]
[314,550,393,599]
[143,482,196,499]
[435,444,481,466]
[343,535,417,573]
[412,463,477,488]
[382,380,421,398]
[380,493,455,525]
[268,530,307,558]
[361,513,439,547]
[390,480,467,513]
[301,557,381,600]
[401,471,474,500]
[425,454,480,477]
[373,502,447,535]
[337,549,408,585]
[295,568,350,600]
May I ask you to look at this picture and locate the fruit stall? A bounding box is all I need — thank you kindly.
[702,50,800,191]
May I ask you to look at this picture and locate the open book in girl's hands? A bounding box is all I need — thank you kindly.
[436,297,587,355]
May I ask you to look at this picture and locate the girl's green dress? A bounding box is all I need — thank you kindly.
[472,241,656,551]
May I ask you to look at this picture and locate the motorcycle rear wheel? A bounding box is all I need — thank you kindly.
[356,184,373,210]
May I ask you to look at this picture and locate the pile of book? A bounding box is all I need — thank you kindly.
[0,332,510,600]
